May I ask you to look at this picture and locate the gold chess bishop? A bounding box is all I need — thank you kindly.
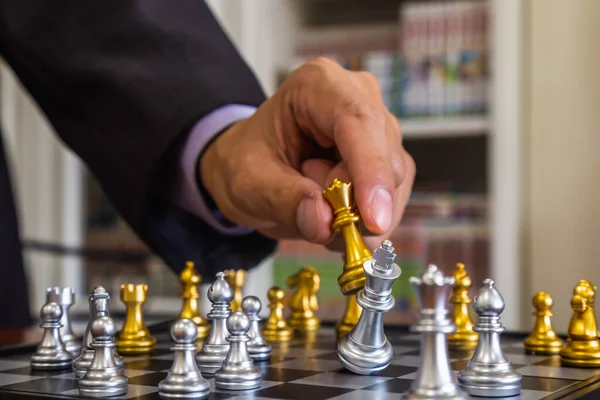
[524,292,564,355]
[287,266,320,332]
[560,280,600,367]
[447,263,478,350]
[224,269,246,312]
[178,261,210,339]
[262,286,293,342]
[116,283,156,355]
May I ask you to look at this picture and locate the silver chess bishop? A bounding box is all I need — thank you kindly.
[457,279,522,397]
[196,272,233,375]
[404,264,469,400]
[338,240,401,375]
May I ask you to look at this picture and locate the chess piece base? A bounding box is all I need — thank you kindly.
[263,328,293,343]
[403,390,469,400]
[64,340,82,357]
[338,333,392,375]
[288,315,320,332]
[78,372,128,398]
[447,331,478,351]
[248,343,272,361]
[338,269,366,296]
[116,336,157,355]
[158,373,210,399]
[458,362,522,397]
[560,339,600,367]
[196,343,229,375]
[524,336,564,355]
[214,364,262,391]
[30,350,73,370]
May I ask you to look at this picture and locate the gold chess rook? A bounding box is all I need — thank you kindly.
[179,261,210,339]
[447,263,478,350]
[287,266,320,332]
[116,283,156,355]
[560,280,600,367]
[323,179,369,295]
[524,292,564,355]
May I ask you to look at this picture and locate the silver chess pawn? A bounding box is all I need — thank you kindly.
[158,319,210,399]
[215,312,263,390]
[78,315,128,398]
[458,279,522,397]
[338,240,401,375]
[404,265,469,400]
[196,272,233,375]
[242,295,272,362]
[73,286,124,379]
[30,301,74,370]
[46,287,81,357]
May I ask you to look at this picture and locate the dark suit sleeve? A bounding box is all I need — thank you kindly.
[0,0,278,278]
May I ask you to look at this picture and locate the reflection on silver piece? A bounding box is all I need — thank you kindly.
[242,296,272,361]
[46,287,82,357]
[158,319,210,399]
[338,240,401,375]
[73,286,123,379]
[215,312,263,390]
[404,264,469,400]
[78,315,128,398]
[458,279,522,397]
[30,301,74,370]
[196,272,233,375]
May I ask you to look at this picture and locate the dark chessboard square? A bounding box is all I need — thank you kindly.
[251,382,353,400]
[362,377,413,393]
[262,367,323,382]
[0,376,78,394]
[0,366,68,377]
[389,339,420,347]
[399,349,420,356]
[290,342,337,350]
[124,358,174,371]
[312,351,340,361]
[128,371,168,386]
[521,376,578,392]
[533,357,565,367]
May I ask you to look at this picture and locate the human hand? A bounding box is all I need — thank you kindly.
[199,57,415,250]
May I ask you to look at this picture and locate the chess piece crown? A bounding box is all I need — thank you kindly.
[287,266,320,332]
[179,261,210,338]
[116,283,156,355]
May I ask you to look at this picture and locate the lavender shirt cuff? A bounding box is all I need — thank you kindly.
[174,104,256,235]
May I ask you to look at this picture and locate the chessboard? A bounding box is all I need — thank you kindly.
[0,322,599,400]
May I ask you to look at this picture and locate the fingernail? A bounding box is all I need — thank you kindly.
[370,187,392,232]
[297,197,318,242]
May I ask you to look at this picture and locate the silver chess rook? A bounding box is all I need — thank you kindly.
[338,240,401,375]
[405,265,469,400]
[242,296,272,361]
[196,272,233,375]
[457,279,522,397]
[158,319,210,399]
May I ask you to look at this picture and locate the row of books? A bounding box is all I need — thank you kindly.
[287,1,490,120]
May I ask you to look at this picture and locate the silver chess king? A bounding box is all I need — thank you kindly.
[405,265,469,400]
[338,240,401,375]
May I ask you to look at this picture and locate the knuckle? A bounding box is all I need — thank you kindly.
[357,70,380,89]
[340,100,386,126]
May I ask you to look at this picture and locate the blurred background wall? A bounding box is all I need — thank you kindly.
[0,0,598,332]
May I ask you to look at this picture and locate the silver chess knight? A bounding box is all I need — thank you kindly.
[30,300,74,370]
[158,319,210,399]
[338,240,401,375]
[46,287,81,357]
[457,279,522,397]
[73,286,124,379]
[404,265,469,400]
[196,272,233,375]
[241,295,272,361]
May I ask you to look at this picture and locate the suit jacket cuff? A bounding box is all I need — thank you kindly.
[173,104,256,235]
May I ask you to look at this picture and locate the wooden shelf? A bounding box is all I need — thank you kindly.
[400,117,489,139]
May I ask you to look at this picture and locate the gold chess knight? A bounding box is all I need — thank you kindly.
[524,292,564,355]
[323,179,369,337]
[225,269,246,312]
[560,280,600,367]
[287,266,320,332]
[116,284,156,355]
[447,263,478,350]
[178,261,210,339]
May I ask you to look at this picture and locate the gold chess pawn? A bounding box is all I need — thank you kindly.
[447,263,478,350]
[262,286,293,342]
[179,261,210,339]
[560,280,600,367]
[224,269,246,312]
[524,292,564,355]
[323,179,369,295]
[336,294,362,339]
[287,266,320,332]
[116,284,156,355]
